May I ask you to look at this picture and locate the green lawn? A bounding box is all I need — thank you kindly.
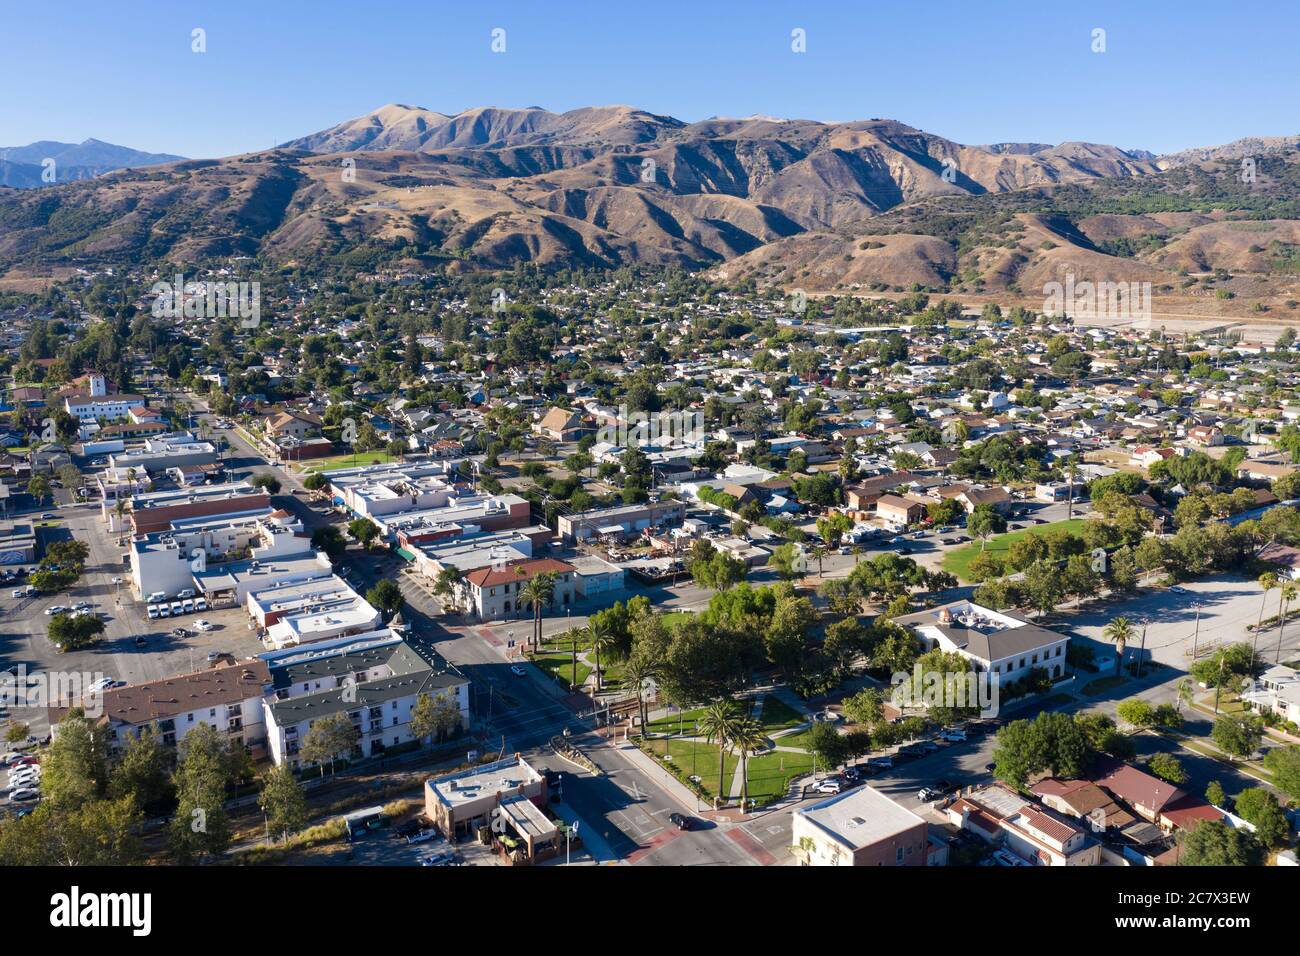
[301,452,396,473]
[771,728,814,751]
[757,695,806,733]
[640,736,736,800]
[733,748,815,805]
[530,653,591,690]
[942,518,1088,581]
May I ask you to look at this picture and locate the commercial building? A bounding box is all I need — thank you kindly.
[792,786,930,866]
[460,557,577,620]
[556,500,686,543]
[946,784,1100,866]
[424,755,560,862]
[109,437,219,475]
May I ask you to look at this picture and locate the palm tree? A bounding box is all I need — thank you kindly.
[565,626,587,692]
[697,700,745,810]
[1255,572,1278,664]
[519,572,556,650]
[810,545,826,578]
[1279,581,1297,664]
[1175,677,1195,714]
[622,655,656,735]
[1103,616,1135,674]
[588,615,616,693]
[730,717,765,813]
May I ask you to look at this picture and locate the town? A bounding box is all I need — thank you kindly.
[0,267,1296,872]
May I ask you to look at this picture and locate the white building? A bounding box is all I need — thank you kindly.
[894,600,1070,685]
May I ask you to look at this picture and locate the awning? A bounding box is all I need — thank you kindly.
[396,547,416,563]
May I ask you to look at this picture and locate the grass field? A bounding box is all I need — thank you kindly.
[942,518,1087,581]
[300,452,396,473]
[736,748,815,805]
[530,652,591,690]
[640,736,735,800]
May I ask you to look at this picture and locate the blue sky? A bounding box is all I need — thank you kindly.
[2,0,1297,157]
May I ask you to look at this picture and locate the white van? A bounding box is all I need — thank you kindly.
[176,588,195,600]
[182,599,195,614]
[146,591,167,604]
[170,601,183,617]
[157,604,170,618]
[194,596,208,612]
[147,605,160,619]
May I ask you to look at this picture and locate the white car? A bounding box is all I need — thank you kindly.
[193,619,214,632]
[406,829,436,845]
[814,778,843,794]
[10,767,40,783]
[44,606,67,616]
[87,677,116,693]
[940,729,967,742]
[8,788,39,803]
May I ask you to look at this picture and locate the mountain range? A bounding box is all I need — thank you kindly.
[1,104,1298,310]
[0,139,183,189]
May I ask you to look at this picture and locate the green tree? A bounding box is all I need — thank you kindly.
[310,525,347,560]
[347,517,380,550]
[258,764,308,844]
[1261,746,1300,801]
[41,709,108,809]
[1233,788,1289,847]
[1102,616,1135,673]
[300,712,359,777]
[410,691,463,745]
[1177,820,1265,866]
[1211,714,1264,762]
[0,796,142,866]
[366,578,404,618]
[108,726,174,813]
[249,472,282,495]
[1205,780,1227,807]
[1146,752,1188,785]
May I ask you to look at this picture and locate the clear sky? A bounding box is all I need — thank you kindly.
[2,0,1297,158]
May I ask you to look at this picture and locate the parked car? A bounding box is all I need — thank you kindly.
[44,606,67,616]
[939,728,967,742]
[867,756,894,770]
[193,619,214,632]
[668,812,695,830]
[405,829,436,845]
[814,778,843,794]
[8,787,39,803]
[87,677,116,693]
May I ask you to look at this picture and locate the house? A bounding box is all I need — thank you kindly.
[894,600,1070,685]
[1087,759,1223,832]
[1257,542,1300,580]
[1241,664,1300,726]
[875,493,927,529]
[536,406,586,442]
[792,786,931,866]
[946,784,1099,866]
[957,486,1013,515]
[1185,425,1224,447]
[64,392,145,423]
[264,409,323,441]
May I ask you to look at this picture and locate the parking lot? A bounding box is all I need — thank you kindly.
[0,499,267,736]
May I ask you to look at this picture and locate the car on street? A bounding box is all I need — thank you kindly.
[939,728,967,742]
[866,756,894,770]
[916,740,941,753]
[44,606,67,616]
[87,677,117,693]
[813,778,843,794]
[668,812,695,830]
[1169,585,1188,594]
[40,513,57,520]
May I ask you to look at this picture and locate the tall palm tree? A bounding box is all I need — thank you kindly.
[697,700,745,810]
[1255,572,1278,664]
[1175,677,1195,714]
[1103,616,1135,675]
[1279,581,1297,664]
[622,655,656,735]
[588,615,616,693]
[730,717,765,813]
[519,572,556,650]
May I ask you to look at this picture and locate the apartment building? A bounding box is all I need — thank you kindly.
[261,630,469,768]
[460,557,577,620]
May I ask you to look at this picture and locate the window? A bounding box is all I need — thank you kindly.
[896,847,904,864]
[1056,646,1063,657]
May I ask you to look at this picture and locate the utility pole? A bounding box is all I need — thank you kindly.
[1191,604,1201,660]
[1213,652,1226,714]
[1136,622,1148,679]
[1066,468,1075,520]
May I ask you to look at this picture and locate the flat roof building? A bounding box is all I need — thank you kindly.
[792,786,930,866]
